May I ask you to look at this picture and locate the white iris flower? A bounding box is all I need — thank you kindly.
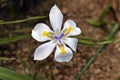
[31,5,81,62]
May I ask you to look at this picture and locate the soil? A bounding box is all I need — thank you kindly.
[1,0,120,80]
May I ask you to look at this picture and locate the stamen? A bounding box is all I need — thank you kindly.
[58,44,66,54]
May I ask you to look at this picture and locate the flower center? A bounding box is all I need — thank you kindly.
[54,33,64,44]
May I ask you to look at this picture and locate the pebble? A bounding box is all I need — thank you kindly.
[56,75,63,80]
[90,77,94,80]
[53,68,59,74]
[62,7,68,14]
[94,69,101,74]
[110,58,117,63]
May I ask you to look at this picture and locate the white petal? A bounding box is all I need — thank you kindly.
[54,45,73,62]
[31,23,53,42]
[64,38,78,52]
[63,20,81,36]
[34,41,56,60]
[49,5,63,32]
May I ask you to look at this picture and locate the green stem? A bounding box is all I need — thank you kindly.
[75,23,119,80]
[0,16,46,25]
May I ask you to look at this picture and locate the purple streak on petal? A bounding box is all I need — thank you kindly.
[54,33,64,44]
[54,36,59,40]
[58,39,62,44]
[59,33,64,39]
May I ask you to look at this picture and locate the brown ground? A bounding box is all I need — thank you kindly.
[1,0,120,80]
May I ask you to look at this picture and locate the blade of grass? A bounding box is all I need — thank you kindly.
[0,67,28,80]
[117,77,120,80]
[0,16,46,25]
[96,40,113,45]
[78,36,98,41]
[10,28,32,33]
[86,19,101,26]
[0,20,3,22]
[86,5,111,26]
[78,38,120,45]
[19,55,33,80]
[75,23,119,80]
[0,34,30,44]
[78,39,95,45]
[98,4,111,23]
[32,71,39,80]
[0,57,10,60]
[24,68,33,80]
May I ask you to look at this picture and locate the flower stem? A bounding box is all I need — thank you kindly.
[75,23,119,80]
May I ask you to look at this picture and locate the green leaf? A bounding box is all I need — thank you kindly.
[76,23,119,80]
[0,16,46,25]
[86,5,111,26]
[86,19,101,26]
[0,67,28,80]
[10,28,32,33]
[117,77,120,80]
[0,34,30,44]
[98,4,111,23]
[78,39,95,45]
[105,23,119,40]
[78,36,97,41]
[0,57,10,60]
[97,40,113,44]
[0,20,3,22]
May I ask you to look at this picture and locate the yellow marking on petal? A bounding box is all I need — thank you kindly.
[60,48,66,54]
[42,31,54,39]
[67,26,73,32]
[63,26,73,37]
[58,44,66,54]
[48,32,54,39]
[43,31,48,37]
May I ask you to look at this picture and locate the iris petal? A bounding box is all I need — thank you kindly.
[31,23,53,42]
[62,20,81,36]
[64,38,78,52]
[54,44,73,62]
[49,5,63,32]
[34,41,56,60]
